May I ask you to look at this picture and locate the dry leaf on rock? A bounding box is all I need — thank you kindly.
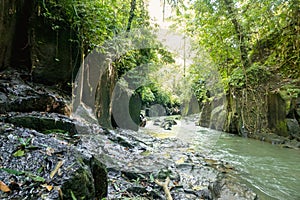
[0,180,11,193]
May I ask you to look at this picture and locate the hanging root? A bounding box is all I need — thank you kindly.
[155,176,173,200]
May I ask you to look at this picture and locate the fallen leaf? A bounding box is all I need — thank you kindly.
[0,168,45,182]
[0,181,11,193]
[55,186,63,200]
[41,184,53,191]
[0,168,24,176]
[175,157,185,164]
[192,185,205,191]
[173,181,179,186]
[50,160,64,179]
[70,190,77,200]
[46,147,55,156]
[204,158,218,165]
[187,148,195,153]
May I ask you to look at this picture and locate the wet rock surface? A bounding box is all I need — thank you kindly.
[0,68,258,199]
[79,127,258,200]
[0,113,258,200]
[0,69,70,115]
[3,112,79,136]
[153,117,179,130]
[0,122,107,200]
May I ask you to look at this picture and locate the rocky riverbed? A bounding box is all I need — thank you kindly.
[0,69,258,199]
[0,120,258,200]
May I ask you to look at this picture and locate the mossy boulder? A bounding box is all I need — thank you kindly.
[5,112,78,136]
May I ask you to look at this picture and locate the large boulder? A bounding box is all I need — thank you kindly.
[95,60,117,129]
[181,95,200,116]
[199,96,226,131]
[286,118,300,140]
[199,101,212,128]
[111,83,141,131]
[4,112,78,136]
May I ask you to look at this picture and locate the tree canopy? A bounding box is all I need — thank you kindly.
[170,0,299,99]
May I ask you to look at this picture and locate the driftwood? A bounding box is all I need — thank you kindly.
[155,177,173,200]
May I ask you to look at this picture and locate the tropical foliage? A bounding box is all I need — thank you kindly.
[39,0,178,109]
[173,0,299,97]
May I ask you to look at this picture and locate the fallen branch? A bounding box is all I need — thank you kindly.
[155,176,173,200]
[50,160,64,179]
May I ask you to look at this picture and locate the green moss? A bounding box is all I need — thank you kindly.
[43,129,69,134]
[275,120,288,137]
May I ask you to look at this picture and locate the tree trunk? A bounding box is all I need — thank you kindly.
[126,0,136,32]
[223,0,250,69]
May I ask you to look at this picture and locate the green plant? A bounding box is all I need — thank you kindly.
[246,64,271,86]
[133,177,140,186]
[13,137,33,157]
[228,68,245,89]
[192,79,210,102]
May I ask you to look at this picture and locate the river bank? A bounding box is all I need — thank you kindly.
[0,68,258,199]
[142,115,300,200]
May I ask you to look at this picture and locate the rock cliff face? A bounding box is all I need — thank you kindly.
[29,15,79,86]
[72,54,141,131]
[111,83,141,131]
[95,60,117,129]
[198,87,300,147]
[0,1,141,130]
[0,0,25,71]
[0,0,80,86]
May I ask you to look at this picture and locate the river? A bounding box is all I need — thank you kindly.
[142,116,300,200]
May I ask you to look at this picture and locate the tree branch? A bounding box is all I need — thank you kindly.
[126,0,136,32]
[223,0,250,68]
[155,177,173,200]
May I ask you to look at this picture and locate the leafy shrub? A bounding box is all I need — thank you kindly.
[246,63,271,86]
[228,67,245,89]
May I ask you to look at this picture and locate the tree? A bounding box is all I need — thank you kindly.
[174,0,300,135]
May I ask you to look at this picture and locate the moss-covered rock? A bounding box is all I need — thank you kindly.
[5,112,78,136]
[199,101,212,128]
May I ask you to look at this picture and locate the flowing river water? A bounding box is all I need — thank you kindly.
[142,116,300,200]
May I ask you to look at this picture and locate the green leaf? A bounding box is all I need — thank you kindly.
[150,174,154,182]
[0,168,45,182]
[38,166,44,174]
[0,168,25,176]
[70,190,77,200]
[13,149,25,157]
[26,172,45,182]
